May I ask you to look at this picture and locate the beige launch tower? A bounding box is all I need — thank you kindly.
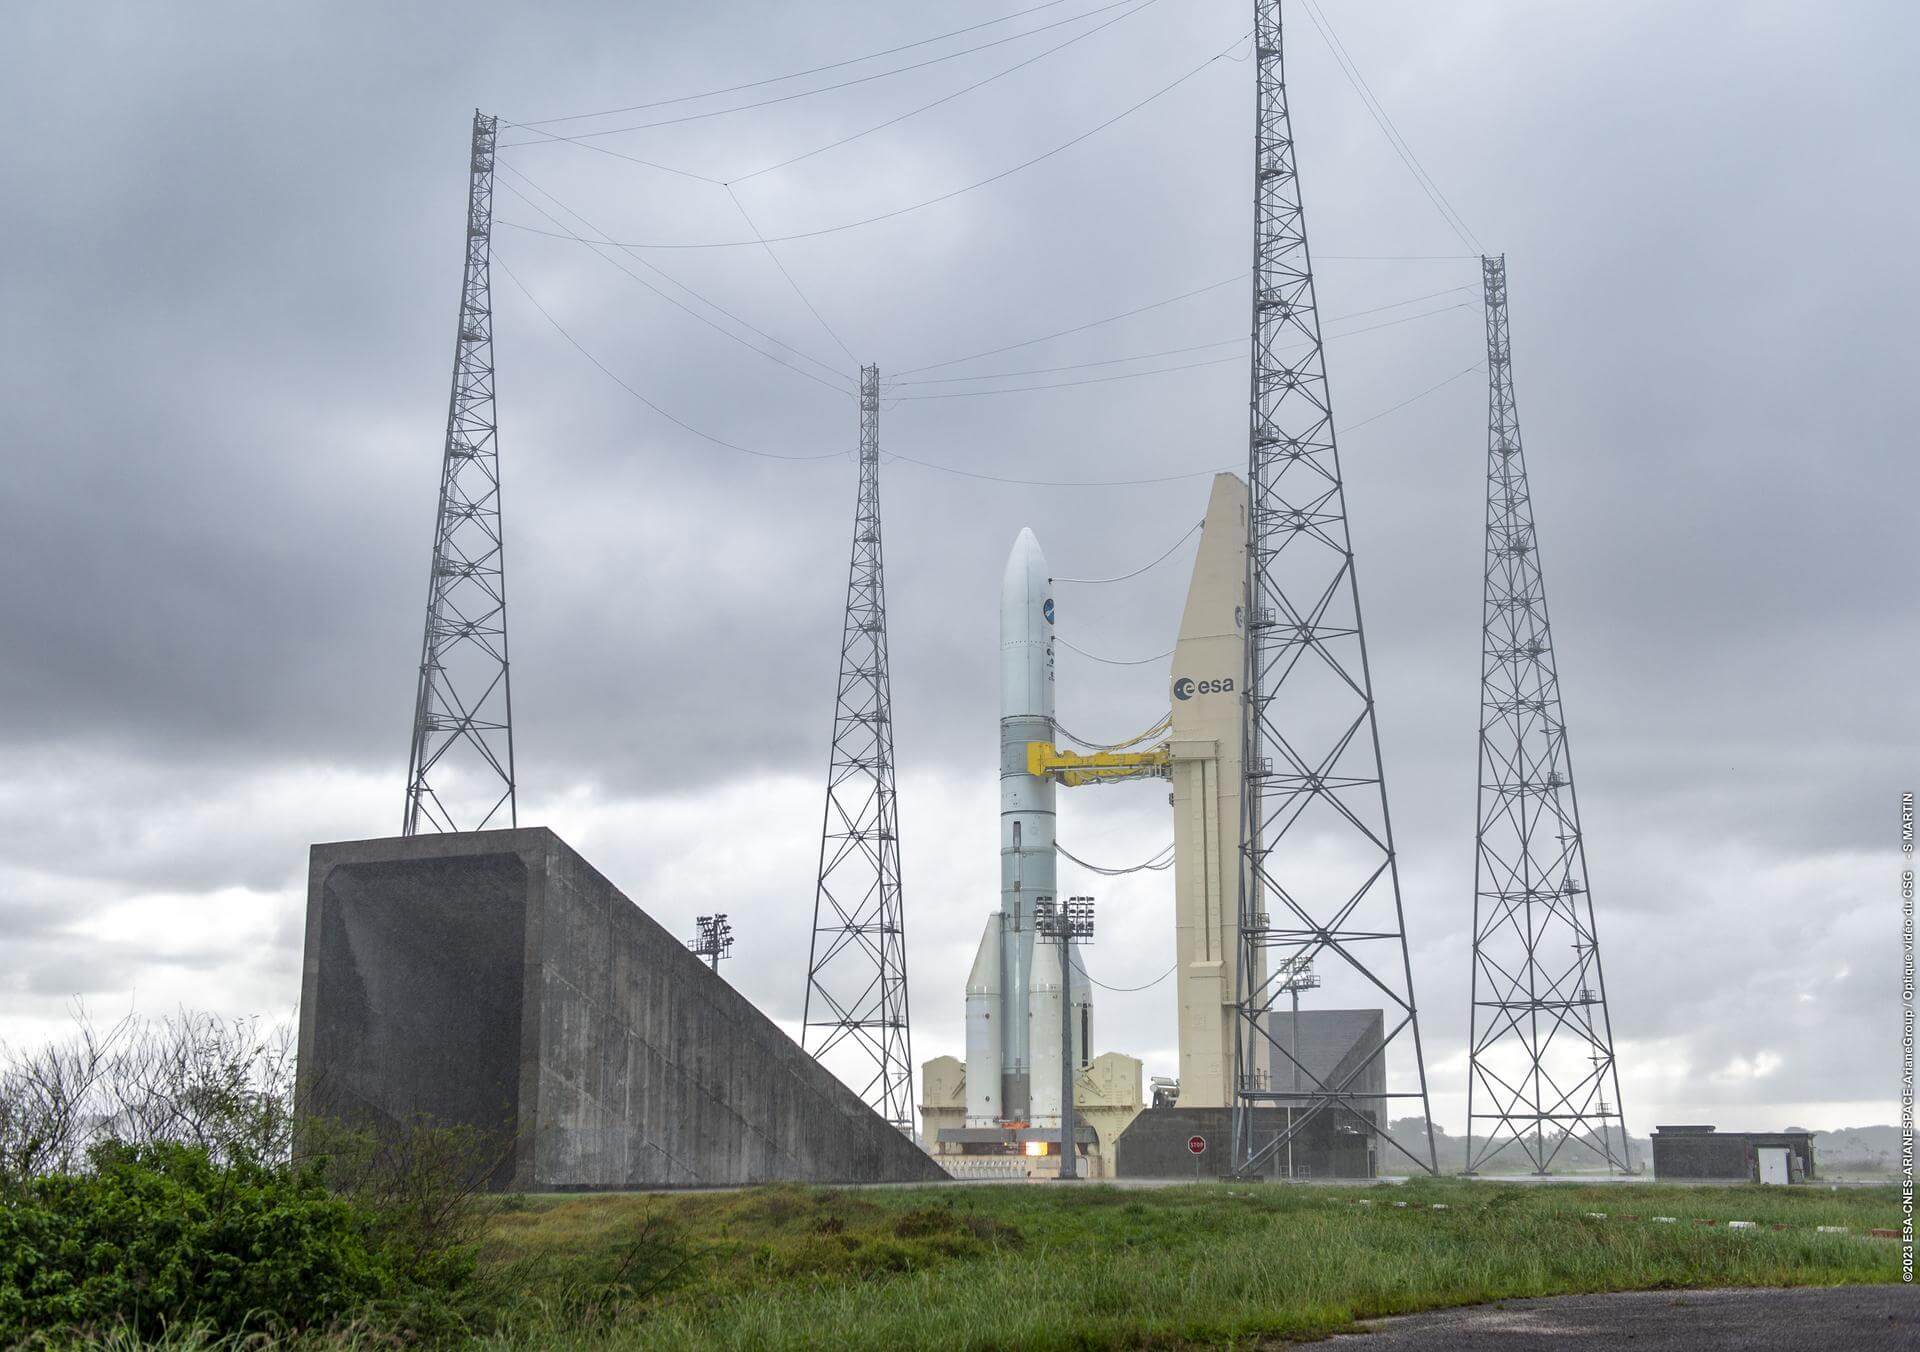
[1166,473,1250,1108]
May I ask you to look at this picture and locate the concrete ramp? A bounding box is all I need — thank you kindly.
[296,827,945,1189]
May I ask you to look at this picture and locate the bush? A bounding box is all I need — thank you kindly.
[0,1140,417,1341]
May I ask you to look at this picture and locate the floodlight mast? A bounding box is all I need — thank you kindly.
[1464,256,1630,1175]
[1231,0,1437,1178]
[1036,895,1094,1179]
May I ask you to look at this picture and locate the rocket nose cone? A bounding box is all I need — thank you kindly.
[1002,527,1050,599]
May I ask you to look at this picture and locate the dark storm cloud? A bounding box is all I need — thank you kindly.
[1,0,1913,1121]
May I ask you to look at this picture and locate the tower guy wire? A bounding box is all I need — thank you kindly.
[1465,254,1630,1175]
[803,364,915,1131]
[403,110,518,837]
[1231,0,1438,1177]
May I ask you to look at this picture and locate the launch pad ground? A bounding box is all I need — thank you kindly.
[466,1177,1901,1349]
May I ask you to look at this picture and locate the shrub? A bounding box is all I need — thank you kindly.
[0,1141,398,1341]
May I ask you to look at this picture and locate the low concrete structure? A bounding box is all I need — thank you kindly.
[1650,1124,1815,1183]
[1113,1103,1380,1179]
[920,1050,1143,1179]
[297,828,945,1189]
[1114,1010,1388,1179]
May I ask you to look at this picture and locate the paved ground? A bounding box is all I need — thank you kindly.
[1329,1286,1915,1349]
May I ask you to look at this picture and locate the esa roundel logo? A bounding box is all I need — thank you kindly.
[1043,598,1055,624]
[1175,675,1235,700]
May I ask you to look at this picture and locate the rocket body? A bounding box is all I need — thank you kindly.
[998,527,1056,1122]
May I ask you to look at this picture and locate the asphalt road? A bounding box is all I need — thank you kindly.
[1329,1286,1916,1349]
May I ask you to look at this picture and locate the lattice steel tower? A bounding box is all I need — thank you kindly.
[402,110,516,836]
[1232,0,1437,1176]
[1465,255,1629,1174]
[803,365,913,1130]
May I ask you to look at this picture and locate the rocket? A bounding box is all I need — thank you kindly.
[997,527,1055,1122]
[963,527,1094,1128]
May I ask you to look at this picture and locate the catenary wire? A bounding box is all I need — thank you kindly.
[1297,0,1482,253]
[496,256,848,462]
[1058,841,1175,875]
[1054,521,1201,583]
[889,351,1243,400]
[497,172,854,391]
[494,28,1249,250]
[502,0,1152,148]
[889,299,1474,396]
[1055,713,1171,750]
[1056,636,1175,665]
[894,274,1245,377]
[878,357,1485,488]
[734,0,1162,183]
[726,185,859,364]
[895,281,1470,382]
[518,0,1088,125]
[1071,951,1178,993]
[894,338,1245,386]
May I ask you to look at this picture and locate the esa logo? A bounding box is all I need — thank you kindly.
[1173,675,1234,700]
[1043,598,1055,624]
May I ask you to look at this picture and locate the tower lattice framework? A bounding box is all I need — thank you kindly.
[1232,0,1437,1176]
[403,110,516,837]
[804,365,914,1130]
[1465,255,1629,1174]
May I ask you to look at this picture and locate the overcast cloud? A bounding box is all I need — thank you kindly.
[2,0,1914,1136]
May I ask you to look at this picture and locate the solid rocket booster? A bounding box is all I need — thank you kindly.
[963,914,1004,1126]
[998,526,1056,1122]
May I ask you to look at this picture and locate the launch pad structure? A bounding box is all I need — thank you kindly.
[348,0,1632,1189]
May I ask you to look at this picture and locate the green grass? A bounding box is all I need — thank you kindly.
[460,1177,1903,1349]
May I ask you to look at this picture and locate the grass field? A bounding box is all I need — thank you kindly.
[464,1177,1904,1349]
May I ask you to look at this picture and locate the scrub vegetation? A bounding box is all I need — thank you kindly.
[459,1178,1901,1350]
[0,1014,1901,1347]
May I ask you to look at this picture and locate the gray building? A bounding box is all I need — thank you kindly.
[1650,1125,1815,1183]
[296,828,944,1190]
[1114,1009,1387,1179]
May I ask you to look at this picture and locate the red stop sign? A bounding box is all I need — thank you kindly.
[1187,1135,1207,1155]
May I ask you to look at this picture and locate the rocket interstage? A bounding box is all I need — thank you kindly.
[996,526,1055,1122]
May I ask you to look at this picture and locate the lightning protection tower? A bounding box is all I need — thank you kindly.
[403,110,516,837]
[1465,255,1629,1174]
[1232,0,1437,1177]
[803,365,914,1130]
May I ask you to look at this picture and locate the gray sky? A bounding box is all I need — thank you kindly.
[2,0,1914,1134]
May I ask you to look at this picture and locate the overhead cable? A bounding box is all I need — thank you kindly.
[893,273,1245,378]
[1297,0,1483,253]
[503,0,1150,148]
[496,172,852,391]
[1054,522,1201,583]
[726,185,858,364]
[1058,841,1175,875]
[886,300,1473,400]
[879,358,1485,488]
[734,0,1163,183]
[892,338,1245,387]
[1055,712,1171,750]
[884,453,1225,488]
[1341,362,1485,433]
[888,350,1243,400]
[518,0,1087,125]
[1056,636,1174,665]
[1071,952,1178,993]
[495,27,1250,250]
[496,257,846,463]
[896,281,1468,383]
